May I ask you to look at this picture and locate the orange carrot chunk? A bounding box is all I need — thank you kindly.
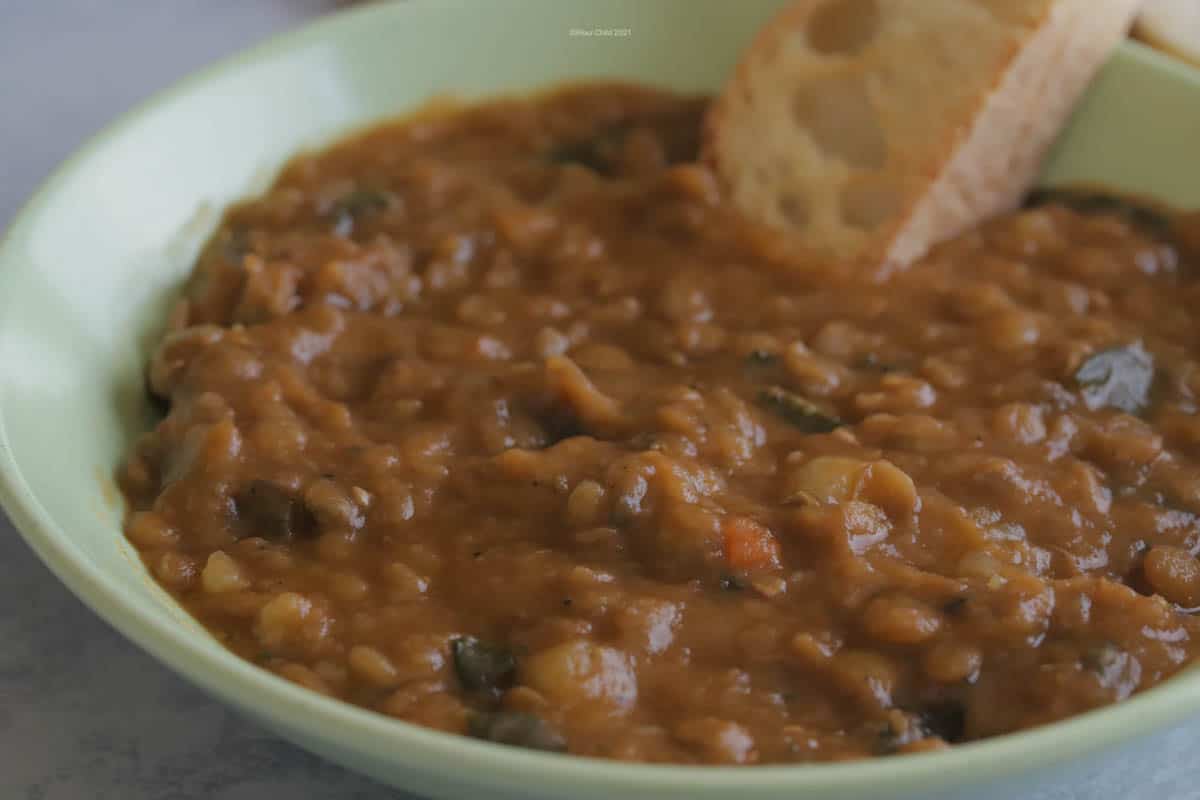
[722,516,781,571]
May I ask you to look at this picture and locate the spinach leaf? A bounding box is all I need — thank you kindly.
[915,701,966,744]
[757,386,842,433]
[452,636,517,692]
[233,481,317,541]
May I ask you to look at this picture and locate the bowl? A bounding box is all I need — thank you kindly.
[2,2,1200,798]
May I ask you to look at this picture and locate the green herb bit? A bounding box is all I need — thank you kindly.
[746,350,779,366]
[942,596,968,616]
[857,353,899,373]
[915,702,966,744]
[544,126,626,175]
[1081,642,1123,676]
[757,386,842,433]
[718,573,746,592]
[452,636,517,692]
[468,711,566,752]
[329,187,391,236]
[1024,188,1173,238]
[221,225,251,264]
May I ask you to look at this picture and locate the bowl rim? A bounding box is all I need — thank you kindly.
[3,2,1200,794]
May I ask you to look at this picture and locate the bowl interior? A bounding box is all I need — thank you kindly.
[2,2,1200,798]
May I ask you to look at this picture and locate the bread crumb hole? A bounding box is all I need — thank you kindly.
[792,75,886,169]
[808,0,881,55]
[777,192,809,226]
[842,180,902,230]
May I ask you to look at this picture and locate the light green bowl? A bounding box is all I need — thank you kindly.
[2,2,1199,797]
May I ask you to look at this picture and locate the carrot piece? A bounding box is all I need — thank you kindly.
[722,516,781,571]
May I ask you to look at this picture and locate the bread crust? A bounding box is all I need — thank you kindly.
[1135,0,1200,67]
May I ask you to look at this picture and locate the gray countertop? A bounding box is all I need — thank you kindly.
[1,3,1198,798]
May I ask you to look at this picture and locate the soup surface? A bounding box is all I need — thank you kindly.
[120,85,1200,764]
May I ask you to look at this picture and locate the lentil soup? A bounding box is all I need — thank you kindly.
[119,85,1200,764]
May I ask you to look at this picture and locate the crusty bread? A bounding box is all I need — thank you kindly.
[704,0,1144,272]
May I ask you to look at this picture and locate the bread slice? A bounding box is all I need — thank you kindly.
[704,0,1144,272]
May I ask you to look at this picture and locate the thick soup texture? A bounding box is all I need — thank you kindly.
[120,86,1200,764]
